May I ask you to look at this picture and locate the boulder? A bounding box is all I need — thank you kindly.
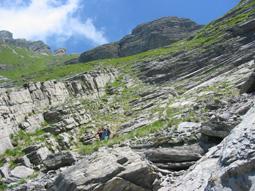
[48,147,158,191]
[24,145,52,166]
[43,152,76,171]
[10,166,34,179]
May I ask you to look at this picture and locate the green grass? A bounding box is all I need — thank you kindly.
[77,81,239,156]
[10,129,46,148]
[4,148,24,158]
[0,182,8,191]
[0,44,78,84]
[0,0,252,84]
[78,120,166,154]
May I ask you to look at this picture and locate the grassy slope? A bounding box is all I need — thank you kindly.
[0,44,78,84]
[0,0,253,84]
[0,1,252,187]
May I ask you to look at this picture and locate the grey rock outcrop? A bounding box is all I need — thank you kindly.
[78,17,202,63]
[23,145,52,166]
[118,17,201,57]
[54,48,67,56]
[201,93,253,140]
[144,144,203,164]
[43,103,91,135]
[0,30,51,54]
[0,31,13,40]
[49,147,158,191]
[10,166,34,179]
[133,0,255,87]
[43,152,76,171]
[160,104,255,191]
[0,69,117,154]
[79,43,120,63]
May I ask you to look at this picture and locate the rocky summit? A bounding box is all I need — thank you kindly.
[78,17,202,63]
[0,30,51,55]
[1,0,255,190]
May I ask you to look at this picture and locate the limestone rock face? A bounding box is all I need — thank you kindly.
[0,69,117,154]
[43,152,76,171]
[23,145,52,166]
[118,17,201,57]
[160,105,255,191]
[79,17,202,63]
[10,166,34,179]
[0,30,13,40]
[49,147,158,191]
[0,30,51,54]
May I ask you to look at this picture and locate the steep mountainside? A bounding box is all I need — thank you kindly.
[79,17,202,62]
[1,0,255,190]
[0,31,51,55]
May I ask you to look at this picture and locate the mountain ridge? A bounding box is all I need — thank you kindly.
[0,30,51,55]
[2,0,255,190]
[78,16,202,63]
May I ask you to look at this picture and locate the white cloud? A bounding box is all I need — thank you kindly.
[0,0,108,45]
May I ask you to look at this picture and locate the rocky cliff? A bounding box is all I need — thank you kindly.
[0,31,51,55]
[1,0,255,190]
[0,69,117,154]
[79,17,202,63]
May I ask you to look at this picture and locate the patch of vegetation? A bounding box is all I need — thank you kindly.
[0,0,252,85]
[0,129,47,172]
[4,148,24,158]
[0,181,8,191]
[78,120,166,154]
[0,44,78,84]
[10,129,46,149]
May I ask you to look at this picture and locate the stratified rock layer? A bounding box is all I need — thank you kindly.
[0,69,117,154]
[0,30,51,54]
[48,147,158,191]
[159,104,255,191]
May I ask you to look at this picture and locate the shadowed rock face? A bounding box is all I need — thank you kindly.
[78,17,202,63]
[118,17,202,57]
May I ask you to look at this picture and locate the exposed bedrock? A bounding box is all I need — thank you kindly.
[78,17,202,63]
[0,69,117,154]
[48,147,158,191]
[159,104,255,191]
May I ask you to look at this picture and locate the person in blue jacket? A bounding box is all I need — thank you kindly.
[97,127,111,141]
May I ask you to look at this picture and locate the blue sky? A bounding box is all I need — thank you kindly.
[0,0,240,53]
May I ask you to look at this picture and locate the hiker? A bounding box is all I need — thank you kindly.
[102,128,111,140]
[96,128,104,141]
[96,127,111,141]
